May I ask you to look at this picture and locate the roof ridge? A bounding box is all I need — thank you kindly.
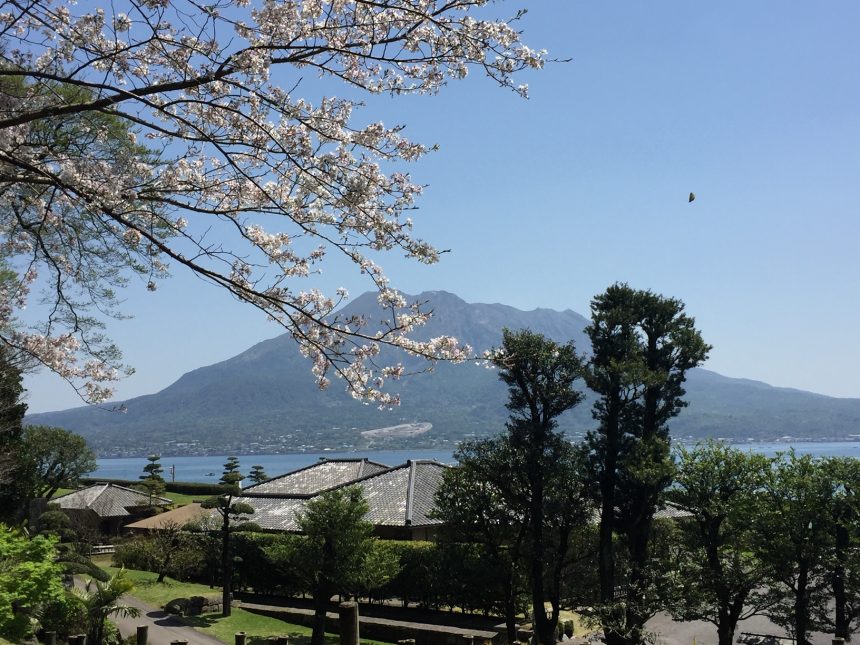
[312,460,407,495]
[243,458,336,490]
[404,459,416,526]
[104,482,171,503]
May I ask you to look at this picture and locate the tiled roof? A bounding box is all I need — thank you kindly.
[124,503,211,530]
[242,458,389,496]
[240,459,448,530]
[53,484,170,518]
[242,496,307,531]
[331,460,448,527]
[654,502,693,520]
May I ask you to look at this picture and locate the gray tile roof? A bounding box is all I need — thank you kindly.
[329,459,448,527]
[654,502,693,520]
[243,458,389,496]
[242,496,306,531]
[407,461,446,526]
[53,484,170,518]
[240,459,448,530]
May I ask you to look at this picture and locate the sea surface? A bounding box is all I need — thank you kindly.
[91,442,860,483]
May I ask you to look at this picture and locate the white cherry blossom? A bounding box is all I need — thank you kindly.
[0,0,545,404]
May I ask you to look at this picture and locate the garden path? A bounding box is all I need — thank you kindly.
[112,593,225,645]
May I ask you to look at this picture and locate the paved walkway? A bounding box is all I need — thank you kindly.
[112,594,224,645]
[73,577,223,645]
[646,612,832,645]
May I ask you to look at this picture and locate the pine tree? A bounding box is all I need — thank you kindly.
[248,465,268,485]
[220,456,244,490]
[139,454,165,500]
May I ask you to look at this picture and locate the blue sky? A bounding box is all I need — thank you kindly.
[24,1,860,412]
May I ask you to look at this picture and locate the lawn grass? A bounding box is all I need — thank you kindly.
[52,487,75,498]
[162,490,202,506]
[100,564,220,606]
[182,608,389,645]
[182,608,302,644]
[94,562,392,645]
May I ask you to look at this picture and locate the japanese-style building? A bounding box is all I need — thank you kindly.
[239,457,448,540]
[52,483,171,535]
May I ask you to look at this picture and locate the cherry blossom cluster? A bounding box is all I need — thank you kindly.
[0,0,542,404]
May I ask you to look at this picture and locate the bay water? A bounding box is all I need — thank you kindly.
[92,442,860,483]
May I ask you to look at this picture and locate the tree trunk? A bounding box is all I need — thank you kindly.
[311,581,332,645]
[716,594,746,645]
[835,524,849,639]
[795,565,810,645]
[598,403,620,605]
[504,566,518,645]
[157,546,170,584]
[221,511,232,617]
[525,433,558,645]
[717,617,735,645]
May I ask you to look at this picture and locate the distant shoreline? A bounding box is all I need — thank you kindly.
[90,441,860,483]
[92,435,860,461]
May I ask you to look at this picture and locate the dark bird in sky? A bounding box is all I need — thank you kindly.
[689,192,696,203]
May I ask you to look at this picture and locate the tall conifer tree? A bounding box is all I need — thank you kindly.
[585,284,709,645]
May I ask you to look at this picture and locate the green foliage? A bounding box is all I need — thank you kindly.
[494,328,585,426]
[755,452,838,645]
[585,283,709,645]
[201,494,255,520]
[669,441,772,645]
[113,527,205,583]
[141,454,164,479]
[201,493,255,616]
[294,486,395,645]
[238,532,303,595]
[20,425,96,498]
[0,349,27,520]
[0,527,64,641]
[33,505,109,582]
[113,537,160,572]
[294,487,378,592]
[220,456,244,489]
[816,457,860,638]
[36,508,78,543]
[139,455,166,500]
[249,465,268,485]
[57,551,110,582]
[74,568,141,645]
[38,591,89,642]
[484,328,590,645]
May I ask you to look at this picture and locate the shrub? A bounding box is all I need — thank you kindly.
[113,537,159,573]
[236,532,304,595]
[38,592,88,641]
[113,534,206,582]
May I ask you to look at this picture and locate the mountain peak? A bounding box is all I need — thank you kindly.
[25,289,860,456]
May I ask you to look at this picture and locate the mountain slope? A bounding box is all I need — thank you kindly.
[27,291,860,456]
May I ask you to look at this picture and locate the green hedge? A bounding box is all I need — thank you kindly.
[231,534,523,617]
[112,528,524,619]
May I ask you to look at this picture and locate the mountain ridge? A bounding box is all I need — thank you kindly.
[27,290,860,456]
